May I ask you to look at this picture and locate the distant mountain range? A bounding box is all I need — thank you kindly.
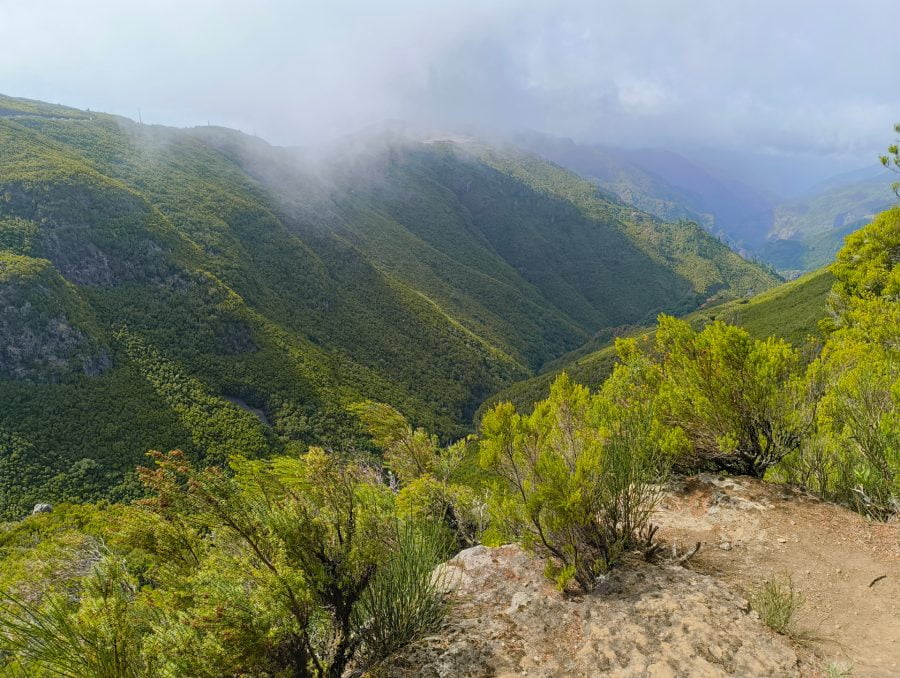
[517,132,896,275]
[515,131,774,251]
[761,167,896,273]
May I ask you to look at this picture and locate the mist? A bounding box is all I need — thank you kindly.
[2,0,897,194]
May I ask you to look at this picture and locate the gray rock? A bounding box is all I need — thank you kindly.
[385,544,800,677]
[32,503,52,514]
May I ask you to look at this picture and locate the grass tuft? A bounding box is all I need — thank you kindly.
[748,576,804,636]
[823,661,853,677]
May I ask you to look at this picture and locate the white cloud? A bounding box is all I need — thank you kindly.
[0,0,895,169]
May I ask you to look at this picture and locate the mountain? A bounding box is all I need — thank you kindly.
[760,167,896,273]
[515,132,775,250]
[0,94,778,517]
[516,133,900,276]
[480,267,833,416]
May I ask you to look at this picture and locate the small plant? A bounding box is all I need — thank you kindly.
[353,521,451,668]
[824,660,853,678]
[748,576,804,636]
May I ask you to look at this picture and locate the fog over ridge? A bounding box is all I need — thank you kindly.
[1,0,897,193]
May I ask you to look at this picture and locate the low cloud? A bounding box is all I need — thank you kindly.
[1,0,896,176]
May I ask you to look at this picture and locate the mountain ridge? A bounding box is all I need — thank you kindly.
[0,93,778,516]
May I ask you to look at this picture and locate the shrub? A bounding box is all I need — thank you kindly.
[479,374,672,591]
[614,316,808,478]
[352,400,487,547]
[0,449,451,678]
[777,348,898,518]
[0,555,157,678]
[132,448,449,677]
[748,576,804,636]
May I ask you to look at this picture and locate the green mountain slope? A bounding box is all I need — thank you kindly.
[481,267,834,416]
[761,170,896,272]
[0,94,778,517]
[516,132,775,249]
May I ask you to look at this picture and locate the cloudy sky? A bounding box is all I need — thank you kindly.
[1,1,897,189]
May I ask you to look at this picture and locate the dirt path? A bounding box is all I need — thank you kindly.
[656,475,900,677]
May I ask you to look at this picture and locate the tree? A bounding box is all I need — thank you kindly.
[776,207,899,518]
[827,206,900,347]
[879,123,900,198]
[787,207,900,517]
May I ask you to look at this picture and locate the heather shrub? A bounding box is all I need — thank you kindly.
[479,374,675,591]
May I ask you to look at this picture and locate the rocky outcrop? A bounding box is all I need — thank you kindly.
[0,255,111,382]
[0,183,173,287]
[384,544,799,677]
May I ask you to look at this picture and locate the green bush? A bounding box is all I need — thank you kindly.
[479,374,673,591]
[748,576,804,637]
[352,400,487,547]
[0,449,449,678]
[610,316,808,478]
[0,555,157,678]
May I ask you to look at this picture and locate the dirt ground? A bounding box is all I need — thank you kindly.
[656,475,900,677]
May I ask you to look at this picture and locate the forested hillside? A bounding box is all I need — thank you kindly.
[760,168,896,273]
[479,266,834,415]
[0,95,778,517]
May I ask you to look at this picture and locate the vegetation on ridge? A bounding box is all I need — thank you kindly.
[0,190,895,678]
[0,94,779,518]
[478,266,834,418]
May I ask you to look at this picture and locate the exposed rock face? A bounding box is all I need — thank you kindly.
[0,305,110,381]
[1,184,172,287]
[385,544,799,677]
[0,258,111,382]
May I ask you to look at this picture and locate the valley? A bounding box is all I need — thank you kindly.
[0,90,896,678]
[0,94,779,517]
[519,132,897,277]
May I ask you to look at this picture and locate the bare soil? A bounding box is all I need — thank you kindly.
[656,474,900,677]
[383,475,898,677]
